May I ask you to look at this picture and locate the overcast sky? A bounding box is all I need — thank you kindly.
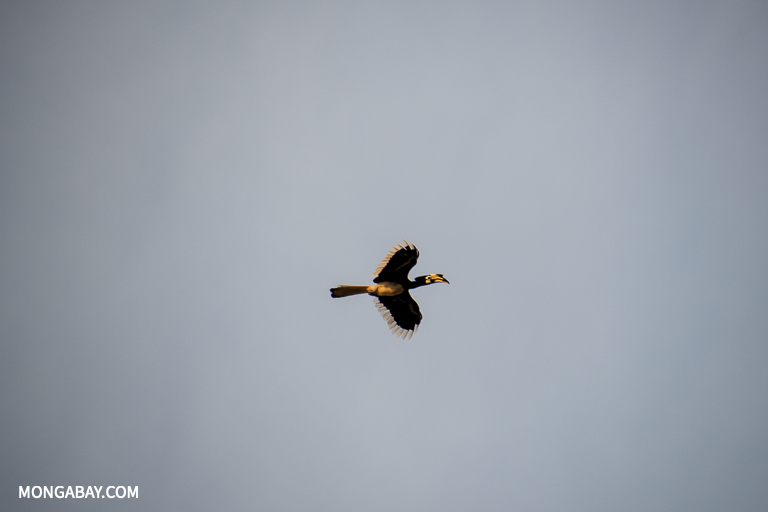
[2,1,767,511]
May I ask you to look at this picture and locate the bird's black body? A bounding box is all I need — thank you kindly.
[330,241,449,338]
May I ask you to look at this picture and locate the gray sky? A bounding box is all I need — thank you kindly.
[2,1,767,510]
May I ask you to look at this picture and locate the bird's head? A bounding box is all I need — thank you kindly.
[416,274,450,285]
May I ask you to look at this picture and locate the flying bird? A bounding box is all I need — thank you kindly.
[330,241,449,338]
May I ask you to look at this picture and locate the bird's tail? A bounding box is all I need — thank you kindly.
[330,285,370,298]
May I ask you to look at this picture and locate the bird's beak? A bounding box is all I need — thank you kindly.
[433,274,449,284]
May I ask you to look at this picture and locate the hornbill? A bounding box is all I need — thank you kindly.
[330,241,449,338]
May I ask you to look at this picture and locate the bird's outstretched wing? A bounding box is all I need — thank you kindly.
[372,241,419,283]
[375,292,422,339]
